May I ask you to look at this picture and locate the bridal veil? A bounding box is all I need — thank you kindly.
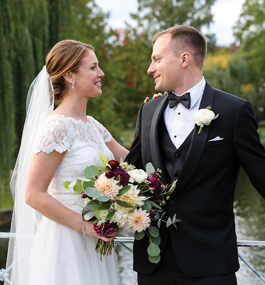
[4,66,54,285]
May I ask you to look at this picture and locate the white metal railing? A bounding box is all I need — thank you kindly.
[1,234,265,283]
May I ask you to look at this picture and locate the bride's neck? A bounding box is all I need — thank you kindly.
[54,94,88,121]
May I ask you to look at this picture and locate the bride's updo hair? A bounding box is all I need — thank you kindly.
[46,39,94,103]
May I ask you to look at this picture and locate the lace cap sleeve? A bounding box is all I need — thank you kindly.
[90,116,112,143]
[34,116,74,154]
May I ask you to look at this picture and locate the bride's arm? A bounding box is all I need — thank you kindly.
[25,151,116,242]
[106,137,129,161]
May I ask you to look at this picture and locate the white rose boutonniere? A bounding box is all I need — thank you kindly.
[193,106,219,134]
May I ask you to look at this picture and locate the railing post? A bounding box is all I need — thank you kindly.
[0,269,6,282]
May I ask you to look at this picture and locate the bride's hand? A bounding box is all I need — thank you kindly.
[85,222,118,242]
[144,92,163,103]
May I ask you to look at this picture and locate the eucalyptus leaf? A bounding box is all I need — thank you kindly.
[92,203,100,211]
[73,183,83,193]
[68,180,77,188]
[172,214,177,223]
[160,212,166,219]
[117,185,131,197]
[116,200,134,208]
[147,243,160,256]
[93,209,101,220]
[135,231,145,240]
[77,177,91,182]
[85,187,101,198]
[84,165,99,179]
[89,200,99,206]
[147,226,159,237]
[146,162,155,174]
[97,196,110,202]
[157,218,161,229]
[82,204,94,221]
[150,235,161,246]
[97,202,112,210]
[83,181,95,188]
[148,200,162,210]
[83,212,95,221]
[142,201,151,212]
[106,211,115,220]
[166,217,172,227]
[148,254,161,264]
[63,181,71,189]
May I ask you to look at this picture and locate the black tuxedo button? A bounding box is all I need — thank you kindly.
[169,200,175,205]
[175,153,180,158]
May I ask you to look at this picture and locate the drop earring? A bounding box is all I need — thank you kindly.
[72,81,75,89]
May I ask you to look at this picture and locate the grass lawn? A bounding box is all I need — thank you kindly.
[0,190,13,210]
[121,129,135,150]
[259,127,265,139]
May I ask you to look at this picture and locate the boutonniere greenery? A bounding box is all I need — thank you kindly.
[193,106,219,134]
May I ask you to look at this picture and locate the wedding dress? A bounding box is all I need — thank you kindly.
[27,114,120,285]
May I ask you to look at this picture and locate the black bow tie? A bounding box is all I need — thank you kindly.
[168,92,191,109]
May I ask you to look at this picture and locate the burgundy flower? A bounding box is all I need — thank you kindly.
[151,185,163,200]
[81,193,88,199]
[113,167,130,186]
[149,174,159,187]
[108,160,120,170]
[93,222,117,237]
[105,170,114,178]
[149,210,157,219]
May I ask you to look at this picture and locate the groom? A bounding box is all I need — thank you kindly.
[126,25,265,284]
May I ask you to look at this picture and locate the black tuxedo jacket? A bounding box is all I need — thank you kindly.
[126,82,265,277]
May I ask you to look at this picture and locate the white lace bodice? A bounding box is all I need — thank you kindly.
[34,114,114,208]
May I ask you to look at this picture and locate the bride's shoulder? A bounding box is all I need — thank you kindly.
[44,113,69,125]
[40,114,72,134]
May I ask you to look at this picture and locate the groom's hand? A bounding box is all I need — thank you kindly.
[144,92,162,103]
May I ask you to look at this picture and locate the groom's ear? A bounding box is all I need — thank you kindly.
[180,52,191,68]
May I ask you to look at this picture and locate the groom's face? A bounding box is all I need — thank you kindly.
[147,34,183,93]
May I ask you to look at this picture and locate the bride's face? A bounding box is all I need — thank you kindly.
[73,50,104,98]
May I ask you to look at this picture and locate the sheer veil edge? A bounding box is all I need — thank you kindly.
[4,66,54,285]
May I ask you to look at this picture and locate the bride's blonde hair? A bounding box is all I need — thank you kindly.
[46,39,94,103]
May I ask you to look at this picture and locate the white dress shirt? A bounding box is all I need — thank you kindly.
[164,77,206,149]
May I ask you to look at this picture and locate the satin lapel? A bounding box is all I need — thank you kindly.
[150,95,169,182]
[172,82,215,197]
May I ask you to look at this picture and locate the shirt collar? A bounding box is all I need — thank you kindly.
[171,77,206,109]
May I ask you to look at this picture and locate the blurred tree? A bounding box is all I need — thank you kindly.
[130,0,217,50]
[204,50,248,96]
[106,0,217,128]
[0,0,114,190]
[101,28,154,128]
[233,0,265,121]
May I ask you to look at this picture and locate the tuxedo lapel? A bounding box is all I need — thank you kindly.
[172,82,215,197]
[150,95,169,183]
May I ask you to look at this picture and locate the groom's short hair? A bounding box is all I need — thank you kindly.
[152,26,207,68]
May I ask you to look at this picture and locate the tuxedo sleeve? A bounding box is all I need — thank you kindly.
[233,100,265,197]
[125,104,145,169]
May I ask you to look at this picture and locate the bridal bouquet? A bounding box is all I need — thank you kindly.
[64,153,180,263]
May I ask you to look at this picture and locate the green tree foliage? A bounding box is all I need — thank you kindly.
[204,50,248,96]
[100,28,155,128]
[106,0,217,127]
[234,0,265,121]
[131,0,216,35]
[0,0,116,189]
[130,0,217,50]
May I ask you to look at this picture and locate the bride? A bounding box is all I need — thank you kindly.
[5,40,129,285]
